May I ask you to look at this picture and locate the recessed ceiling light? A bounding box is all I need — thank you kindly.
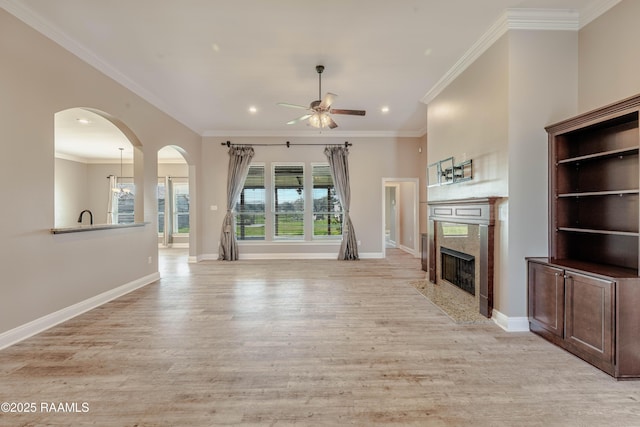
[76,118,90,124]
[424,48,433,56]
[211,43,220,52]
[248,106,257,114]
[381,106,390,113]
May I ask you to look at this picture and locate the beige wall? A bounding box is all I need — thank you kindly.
[427,36,510,201]
[505,30,578,317]
[0,9,201,335]
[426,29,578,319]
[54,158,90,227]
[579,0,640,112]
[202,136,424,258]
[5,0,633,338]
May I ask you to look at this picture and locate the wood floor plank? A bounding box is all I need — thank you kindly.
[1,249,639,426]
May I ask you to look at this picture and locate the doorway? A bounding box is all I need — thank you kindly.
[157,145,198,263]
[382,178,419,258]
[385,184,400,248]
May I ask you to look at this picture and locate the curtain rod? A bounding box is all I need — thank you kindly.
[221,140,351,148]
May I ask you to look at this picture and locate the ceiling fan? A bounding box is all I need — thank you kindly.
[277,65,366,129]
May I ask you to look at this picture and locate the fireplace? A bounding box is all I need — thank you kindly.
[440,247,475,295]
[427,197,500,318]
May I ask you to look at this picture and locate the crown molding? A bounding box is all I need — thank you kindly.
[421,0,623,105]
[202,127,427,139]
[1,0,201,134]
[421,8,583,105]
[504,8,579,31]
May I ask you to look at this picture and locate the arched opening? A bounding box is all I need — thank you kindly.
[157,145,197,265]
[157,146,189,247]
[54,107,142,228]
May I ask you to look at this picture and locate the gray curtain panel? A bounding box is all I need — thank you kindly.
[218,146,255,260]
[324,146,359,260]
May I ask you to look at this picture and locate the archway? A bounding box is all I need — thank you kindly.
[54,107,143,228]
[157,145,197,263]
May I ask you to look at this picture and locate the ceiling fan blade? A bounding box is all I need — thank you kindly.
[327,116,338,129]
[277,102,309,110]
[319,93,337,110]
[286,114,312,125]
[330,108,366,116]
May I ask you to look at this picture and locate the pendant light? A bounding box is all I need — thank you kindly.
[112,147,132,197]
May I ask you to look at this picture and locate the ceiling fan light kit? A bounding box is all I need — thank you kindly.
[278,65,366,129]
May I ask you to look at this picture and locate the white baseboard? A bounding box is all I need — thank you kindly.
[0,272,160,350]
[199,252,384,261]
[398,244,418,257]
[492,309,530,332]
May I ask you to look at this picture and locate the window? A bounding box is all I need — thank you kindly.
[157,177,189,235]
[114,178,135,224]
[273,164,305,239]
[173,181,190,234]
[236,165,265,240]
[312,164,342,237]
[157,180,165,234]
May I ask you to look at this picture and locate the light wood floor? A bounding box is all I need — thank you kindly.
[1,249,639,426]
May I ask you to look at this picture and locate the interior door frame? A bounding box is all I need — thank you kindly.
[381,178,420,258]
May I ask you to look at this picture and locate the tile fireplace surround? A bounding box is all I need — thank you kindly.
[427,197,501,318]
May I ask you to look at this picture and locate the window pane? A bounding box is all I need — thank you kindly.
[274,165,304,239]
[237,165,265,240]
[173,182,189,233]
[275,213,304,237]
[115,180,135,224]
[312,164,342,237]
[157,182,165,234]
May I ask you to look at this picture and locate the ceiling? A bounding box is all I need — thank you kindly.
[3,0,618,159]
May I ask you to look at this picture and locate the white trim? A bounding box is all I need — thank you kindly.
[188,255,199,263]
[398,244,418,258]
[54,151,90,163]
[240,253,340,260]
[168,242,189,249]
[491,309,530,332]
[504,9,579,31]
[238,240,341,246]
[0,273,160,350]
[0,0,199,135]
[421,8,583,105]
[199,251,383,260]
[203,128,427,138]
[381,178,420,260]
[421,11,508,105]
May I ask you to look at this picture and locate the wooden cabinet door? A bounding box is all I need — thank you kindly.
[528,262,565,337]
[564,271,614,363]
